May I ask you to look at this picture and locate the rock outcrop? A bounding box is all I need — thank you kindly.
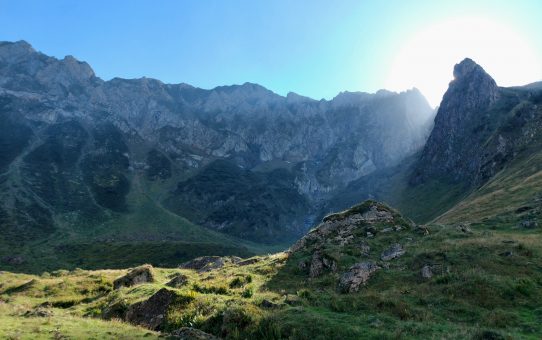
[338,262,381,293]
[125,288,177,330]
[412,58,542,189]
[170,327,220,340]
[113,265,155,289]
[0,40,435,247]
[290,200,414,292]
[180,256,241,272]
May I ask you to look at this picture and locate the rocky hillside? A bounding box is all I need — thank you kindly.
[2,199,540,339]
[320,59,542,223]
[0,40,434,254]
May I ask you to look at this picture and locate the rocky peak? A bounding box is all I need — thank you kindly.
[0,40,36,62]
[289,200,417,292]
[411,59,500,185]
[444,58,499,111]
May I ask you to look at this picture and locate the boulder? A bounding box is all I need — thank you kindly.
[237,257,260,266]
[381,243,405,261]
[125,288,177,330]
[170,327,220,339]
[260,299,280,309]
[421,264,433,279]
[309,251,336,278]
[166,274,189,288]
[180,256,241,272]
[338,262,380,293]
[113,265,154,289]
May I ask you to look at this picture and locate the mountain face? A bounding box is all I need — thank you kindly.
[0,40,434,247]
[319,58,542,223]
[412,58,542,187]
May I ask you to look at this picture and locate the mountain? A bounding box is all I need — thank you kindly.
[0,40,434,270]
[320,58,542,223]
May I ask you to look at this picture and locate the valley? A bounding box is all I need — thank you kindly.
[0,40,542,339]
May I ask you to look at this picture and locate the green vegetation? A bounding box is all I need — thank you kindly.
[164,159,310,243]
[2,210,541,339]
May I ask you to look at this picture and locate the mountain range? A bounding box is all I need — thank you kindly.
[0,40,434,270]
[1,40,542,339]
[1,40,542,273]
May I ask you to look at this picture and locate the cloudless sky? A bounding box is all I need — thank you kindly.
[0,0,541,106]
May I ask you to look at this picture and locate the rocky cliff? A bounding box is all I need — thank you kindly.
[0,40,434,244]
[412,58,542,187]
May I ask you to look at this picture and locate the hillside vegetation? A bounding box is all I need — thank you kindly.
[1,201,541,339]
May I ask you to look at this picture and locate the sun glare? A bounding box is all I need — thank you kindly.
[385,16,542,107]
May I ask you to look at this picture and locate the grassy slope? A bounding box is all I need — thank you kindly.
[2,218,541,339]
[437,147,542,225]
[0,172,290,274]
[321,155,470,224]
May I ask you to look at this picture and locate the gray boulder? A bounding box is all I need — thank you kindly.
[125,288,177,330]
[166,274,189,288]
[381,243,405,261]
[180,256,241,272]
[170,327,220,339]
[338,262,380,293]
[113,265,155,289]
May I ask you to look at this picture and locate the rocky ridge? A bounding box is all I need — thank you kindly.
[0,40,434,246]
[290,200,416,292]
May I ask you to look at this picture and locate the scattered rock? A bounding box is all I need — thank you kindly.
[125,288,177,330]
[359,242,370,256]
[394,225,403,232]
[309,251,337,278]
[338,262,380,293]
[166,274,189,288]
[113,265,154,289]
[518,220,538,229]
[414,225,429,235]
[260,299,279,309]
[457,224,472,233]
[421,264,433,279]
[237,257,261,266]
[170,327,219,339]
[380,243,405,261]
[24,307,53,318]
[180,256,241,272]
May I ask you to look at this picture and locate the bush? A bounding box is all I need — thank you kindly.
[241,287,253,298]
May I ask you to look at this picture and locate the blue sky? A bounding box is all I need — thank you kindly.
[0,0,541,105]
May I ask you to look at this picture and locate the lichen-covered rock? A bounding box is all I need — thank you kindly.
[338,262,380,293]
[170,327,220,339]
[113,264,154,289]
[308,251,337,278]
[125,288,177,330]
[166,274,189,288]
[421,264,433,279]
[180,256,241,272]
[380,243,405,261]
[290,200,412,254]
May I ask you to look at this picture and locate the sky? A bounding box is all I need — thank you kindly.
[0,0,541,107]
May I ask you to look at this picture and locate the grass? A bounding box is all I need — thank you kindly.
[438,147,542,225]
[1,215,541,339]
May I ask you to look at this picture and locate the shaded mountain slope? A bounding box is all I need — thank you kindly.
[0,40,434,265]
